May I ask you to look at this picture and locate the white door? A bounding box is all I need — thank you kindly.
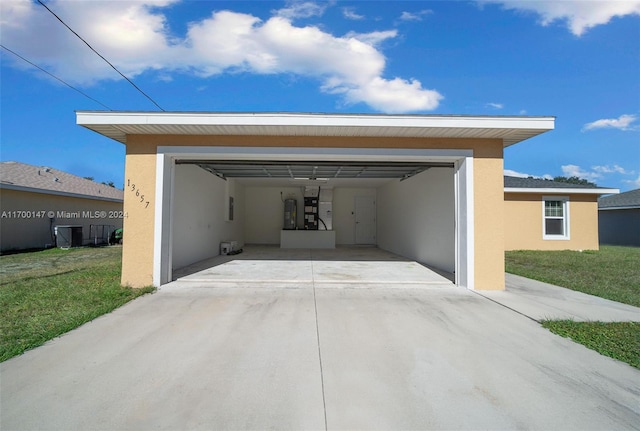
[355,196,376,244]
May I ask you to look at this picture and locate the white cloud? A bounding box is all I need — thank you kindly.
[344,30,398,46]
[481,1,640,36]
[582,114,638,132]
[0,0,178,85]
[0,0,442,113]
[486,102,504,109]
[342,7,364,20]
[398,10,433,22]
[504,169,530,178]
[624,175,640,188]
[274,1,330,19]
[504,169,553,180]
[336,76,443,113]
[592,164,633,175]
[561,164,602,182]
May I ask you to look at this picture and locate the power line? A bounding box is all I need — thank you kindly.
[36,0,165,111]
[0,44,113,110]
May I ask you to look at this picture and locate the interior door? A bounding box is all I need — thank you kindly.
[355,196,376,244]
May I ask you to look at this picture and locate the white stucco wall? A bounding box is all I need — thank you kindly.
[377,167,455,273]
[333,187,377,245]
[244,186,304,244]
[172,165,244,269]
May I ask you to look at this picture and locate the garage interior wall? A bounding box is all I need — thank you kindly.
[244,186,303,244]
[244,186,378,245]
[172,165,244,269]
[377,168,455,273]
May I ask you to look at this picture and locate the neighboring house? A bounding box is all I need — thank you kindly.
[0,161,124,252]
[77,111,557,290]
[598,188,640,246]
[504,176,618,251]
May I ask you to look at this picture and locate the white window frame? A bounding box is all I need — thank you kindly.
[542,196,570,240]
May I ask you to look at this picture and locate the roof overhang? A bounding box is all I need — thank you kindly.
[76,112,555,147]
[505,187,619,195]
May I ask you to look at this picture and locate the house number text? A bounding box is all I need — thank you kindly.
[127,179,150,209]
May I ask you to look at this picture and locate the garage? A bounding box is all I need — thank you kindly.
[156,145,468,287]
[167,156,457,286]
[76,112,554,290]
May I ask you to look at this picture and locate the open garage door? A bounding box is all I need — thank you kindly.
[153,147,473,289]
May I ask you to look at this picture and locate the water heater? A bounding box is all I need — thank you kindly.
[283,198,297,230]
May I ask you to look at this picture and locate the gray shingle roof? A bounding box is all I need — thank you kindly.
[599,188,640,209]
[0,161,123,202]
[504,176,604,189]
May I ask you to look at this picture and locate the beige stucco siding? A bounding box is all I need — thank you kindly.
[130,134,499,150]
[504,192,599,251]
[121,134,506,290]
[120,139,157,287]
[0,188,123,252]
[472,143,505,290]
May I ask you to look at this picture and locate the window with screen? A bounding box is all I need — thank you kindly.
[543,197,569,239]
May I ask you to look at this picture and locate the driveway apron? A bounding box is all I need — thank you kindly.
[1,284,639,430]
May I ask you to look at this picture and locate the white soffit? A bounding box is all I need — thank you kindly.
[76,112,555,147]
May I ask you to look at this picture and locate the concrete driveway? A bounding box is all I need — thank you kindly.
[2,281,639,430]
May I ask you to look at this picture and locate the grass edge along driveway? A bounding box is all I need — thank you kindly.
[0,247,153,362]
[506,246,640,369]
[2,246,638,368]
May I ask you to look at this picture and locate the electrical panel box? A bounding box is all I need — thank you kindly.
[304,196,318,230]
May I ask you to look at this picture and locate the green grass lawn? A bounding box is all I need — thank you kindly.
[541,320,640,369]
[506,246,640,369]
[506,246,640,307]
[0,247,154,362]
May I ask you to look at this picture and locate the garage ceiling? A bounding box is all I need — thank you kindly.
[177,160,453,181]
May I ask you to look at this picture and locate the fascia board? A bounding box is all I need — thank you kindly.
[77,111,554,134]
[505,187,619,195]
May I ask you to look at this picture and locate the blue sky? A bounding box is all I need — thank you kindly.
[1,0,639,191]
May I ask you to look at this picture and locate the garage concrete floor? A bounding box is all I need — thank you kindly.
[172,245,455,287]
[2,282,639,430]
